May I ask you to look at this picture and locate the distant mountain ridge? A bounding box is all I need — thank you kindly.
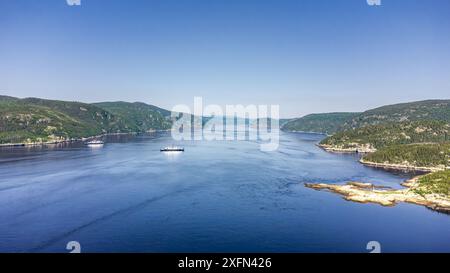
[0,95,289,145]
[2,96,450,147]
[340,100,450,131]
[282,112,360,134]
[282,100,450,134]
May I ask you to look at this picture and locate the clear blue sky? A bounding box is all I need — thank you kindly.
[1,0,449,118]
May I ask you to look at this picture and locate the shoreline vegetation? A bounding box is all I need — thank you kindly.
[309,139,450,214]
[317,143,377,153]
[305,173,450,214]
[0,130,171,148]
[282,100,450,213]
[0,96,173,145]
[358,159,447,173]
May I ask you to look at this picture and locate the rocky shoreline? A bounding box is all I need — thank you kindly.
[317,144,377,153]
[0,132,141,148]
[359,159,447,173]
[318,144,448,172]
[305,177,450,214]
[286,130,330,136]
[310,140,450,214]
[0,129,175,148]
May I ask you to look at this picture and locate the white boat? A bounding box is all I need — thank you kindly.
[85,140,104,146]
[160,145,184,152]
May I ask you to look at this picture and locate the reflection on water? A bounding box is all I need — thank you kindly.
[0,132,449,253]
[162,151,184,161]
[87,144,104,149]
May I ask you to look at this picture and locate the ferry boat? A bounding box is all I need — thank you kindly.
[160,145,184,152]
[85,140,104,146]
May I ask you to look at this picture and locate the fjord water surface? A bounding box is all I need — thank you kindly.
[0,132,449,253]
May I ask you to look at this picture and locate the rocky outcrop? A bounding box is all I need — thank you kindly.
[305,177,450,214]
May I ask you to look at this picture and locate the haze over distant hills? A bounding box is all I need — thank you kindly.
[1,95,450,151]
[281,113,360,135]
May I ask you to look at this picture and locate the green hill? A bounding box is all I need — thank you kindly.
[0,96,173,145]
[0,96,129,144]
[281,112,359,134]
[363,143,450,169]
[94,101,172,132]
[340,100,450,130]
[278,118,292,128]
[320,120,450,151]
[283,100,450,134]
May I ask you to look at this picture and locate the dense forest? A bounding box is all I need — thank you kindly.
[281,112,359,134]
[363,143,450,168]
[282,100,450,169]
[0,96,172,144]
[93,101,172,132]
[320,120,450,149]
[283,100,450,134]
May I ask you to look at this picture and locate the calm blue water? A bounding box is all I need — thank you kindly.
[0,132,449,253]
